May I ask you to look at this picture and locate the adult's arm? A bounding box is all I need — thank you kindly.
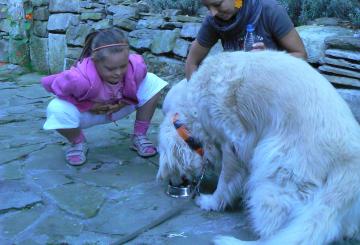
[260,0,307,60]
[185,40,211,81]
[278,28,307,60]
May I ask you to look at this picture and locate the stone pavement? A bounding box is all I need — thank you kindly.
[0,67,255,245]
[0,67,357,245]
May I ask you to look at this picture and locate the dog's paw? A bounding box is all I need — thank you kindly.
[213,235,256,245]
[195,194,223,211]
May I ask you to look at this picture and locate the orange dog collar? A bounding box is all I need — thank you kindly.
[172,113,204,157]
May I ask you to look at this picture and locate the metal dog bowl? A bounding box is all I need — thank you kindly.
[166,183,194,198]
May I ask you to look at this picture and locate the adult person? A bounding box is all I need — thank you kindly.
[185,0,307,80]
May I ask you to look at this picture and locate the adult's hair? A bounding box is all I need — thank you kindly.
[78,27,129,63]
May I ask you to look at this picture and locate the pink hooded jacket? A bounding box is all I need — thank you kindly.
[41,54,147,112]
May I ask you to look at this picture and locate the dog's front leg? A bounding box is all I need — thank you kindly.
[196,143,246,211]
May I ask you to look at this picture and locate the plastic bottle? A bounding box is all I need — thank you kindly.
[243,24,256,52]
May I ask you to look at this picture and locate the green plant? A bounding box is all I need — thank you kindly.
[177,0,201,15]
[279,0,360,26]
[278,0,302,25]
[146,0,201,16]
[349,7,360,27]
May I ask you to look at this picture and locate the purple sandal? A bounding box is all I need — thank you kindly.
[130,134,157,157]
[65,142,88,166]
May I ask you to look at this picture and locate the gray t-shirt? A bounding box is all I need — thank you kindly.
[197,0,293,51]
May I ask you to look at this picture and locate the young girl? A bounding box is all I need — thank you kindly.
[41,27,168,166]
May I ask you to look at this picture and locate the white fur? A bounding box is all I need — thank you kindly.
[157,50,360,244]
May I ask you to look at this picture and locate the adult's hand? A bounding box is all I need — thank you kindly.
[251,42,266,51]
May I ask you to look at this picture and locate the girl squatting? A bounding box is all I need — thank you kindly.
[41,28,168,166]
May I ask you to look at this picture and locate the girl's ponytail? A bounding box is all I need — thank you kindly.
[78,30,99,63]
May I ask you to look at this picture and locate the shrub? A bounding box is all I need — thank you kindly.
[278,0,303,26]
[349,7,360,28]
[145,0,201,16]
[279,0,360,27]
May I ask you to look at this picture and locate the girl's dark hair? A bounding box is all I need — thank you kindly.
[78,27,129,63]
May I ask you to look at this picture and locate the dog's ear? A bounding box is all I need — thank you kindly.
[157,138,171,181]
[156,165,168,181]
[157,149,183,186]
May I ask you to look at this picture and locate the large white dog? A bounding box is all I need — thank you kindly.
[157,50,360,244]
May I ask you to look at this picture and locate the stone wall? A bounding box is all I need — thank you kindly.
[0,0,32,66]
[0,1,359,120]
[2,0,214,79]
[297,22,360,122]
[321,36,360,122]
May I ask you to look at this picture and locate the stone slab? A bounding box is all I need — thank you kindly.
[48,33,66,73]
[30,35,49,73]
[324,74,360,88]
[0,203,45,238]
[33,210,83,238]
[322,57,360,70]
[151,29,180,54]
[47,13,79,32]
[0,181,42,211]
[0,39,9,62]
[325,49,360,62]
[319,65,360,79]
[0,161,24,180]
[338,88,360,123]
[180,22,201,39]
[297,25,354,63]
[33,20,48,37]
[49,0,80,13]
[46,183,106,218]
[173,38,190,57]
[325,36,360,51]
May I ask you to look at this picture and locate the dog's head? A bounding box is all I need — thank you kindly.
[157,113,204,186]
[157,79,205,185]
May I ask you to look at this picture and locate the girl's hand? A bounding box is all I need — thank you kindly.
[89,103,111,114]
[251,42,266,51]
[106,101,128,114]
[90,102,128,115]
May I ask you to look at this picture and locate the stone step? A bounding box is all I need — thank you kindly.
[325,49,360,62]
[325,36,360,51]
[319,65,360,79]
[322,57,360,71]
[337,88,360,123]
[324,74,360,88]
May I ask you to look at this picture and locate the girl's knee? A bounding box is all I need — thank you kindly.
[47,98,79,116]
[44,98,81,129]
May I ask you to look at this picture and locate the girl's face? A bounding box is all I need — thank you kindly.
[202,0,237,21]
[94,49,129,84]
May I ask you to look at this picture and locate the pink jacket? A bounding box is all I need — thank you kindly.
[41,54,147,112]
